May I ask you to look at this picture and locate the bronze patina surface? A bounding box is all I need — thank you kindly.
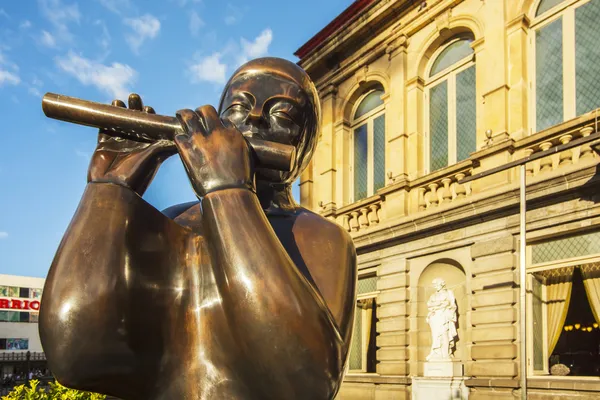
[39,57,357,400]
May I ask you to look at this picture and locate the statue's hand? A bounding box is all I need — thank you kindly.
[88,94,176,196]
[174,106,253,197]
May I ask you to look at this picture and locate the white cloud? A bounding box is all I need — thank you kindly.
[0,48,20,87]
[224,4,242,25]
[20,20,32,29]
[0,9,9,19]
[189,11,204,36]
[95,20,111,56]
[28,87,42,97]
[186,29,273,85]
[0,232,8,239]
[124,14,160,54]
[39,0,80,27]
[38,0,81,45]
[238,29,273,65]
[40,30,57,48]
[0,70,20,86]
[189,53,227,85]
[97,0,131,15]
[55,51,137,99]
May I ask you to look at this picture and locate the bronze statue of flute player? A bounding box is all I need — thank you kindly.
[38,57,357,400]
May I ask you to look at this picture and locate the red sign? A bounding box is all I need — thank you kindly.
[0,298,40,311]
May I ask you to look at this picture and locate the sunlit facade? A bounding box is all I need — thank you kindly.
[296,0,600,398]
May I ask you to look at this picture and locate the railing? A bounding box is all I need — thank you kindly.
[318,109,600,235]
[411,161,475,211]
[321,194,383,233]
[515,119,599,178]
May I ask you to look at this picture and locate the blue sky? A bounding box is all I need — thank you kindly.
[0,0,348,278]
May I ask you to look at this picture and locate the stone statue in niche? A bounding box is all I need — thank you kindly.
[426,278,458,361]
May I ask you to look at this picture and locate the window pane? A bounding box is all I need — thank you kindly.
[6,339,28,350]
[536,18,563,132]
[354,89,384,120]
[430,81,449,171]
[373,115,386,192]
[456,66,477,162]
[30,289,42,299]
[532,275,545,371]
[8,287,19,297]
[7,311,19,322]
[349,305,363,370]
[19,312,29,323]
[576,0,600,115]
[354,124,368,201]
[536,0,566,16]
[532,230,600,264]
[19,288,29,298]
[357,276,378,295]
[29,312,39,323]
[430,39,473,77]
[0,286,8,296]
[0,339,5,350]
[0,311,7,322]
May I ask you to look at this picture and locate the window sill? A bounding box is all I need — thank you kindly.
[344,373,411,385]
[528,376,600,392]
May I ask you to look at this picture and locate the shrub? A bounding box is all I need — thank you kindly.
[2,379,106,400]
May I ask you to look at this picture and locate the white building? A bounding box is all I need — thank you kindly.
[0,274,45,377]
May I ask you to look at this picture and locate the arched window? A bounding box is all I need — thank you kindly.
[533,0,600,132]
[425,36,476,173]
[351,85,386,202]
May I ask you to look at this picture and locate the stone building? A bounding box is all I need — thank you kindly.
[295,0,600,398]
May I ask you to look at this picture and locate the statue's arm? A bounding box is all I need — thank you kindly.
[202,189,346,397]
[39,182,188,395]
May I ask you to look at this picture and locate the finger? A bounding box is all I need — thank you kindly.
[176,109,206,137]
[144,106,156,114]
[195,105,222,132]
[128,93,144,111]
[111,99,126,108]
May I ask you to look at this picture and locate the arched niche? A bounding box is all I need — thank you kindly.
[416,259,467,371]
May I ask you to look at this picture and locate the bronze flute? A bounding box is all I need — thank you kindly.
[41,93,296,171]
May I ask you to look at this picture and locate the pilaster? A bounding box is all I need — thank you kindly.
[376,257,410,376]
[468,235,519,380]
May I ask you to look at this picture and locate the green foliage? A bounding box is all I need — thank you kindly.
[2,380,106,400]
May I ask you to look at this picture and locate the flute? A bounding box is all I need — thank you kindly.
[41,93,296,172]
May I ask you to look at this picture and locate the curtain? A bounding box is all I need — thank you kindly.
[581,262,600,325]
[537,266,574,355]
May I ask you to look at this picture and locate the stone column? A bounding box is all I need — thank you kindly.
[314,84,338,211]
[467,235,519,398]
[385,36,408,182]
[376,257,410,377]
[506,15,530,140]
[299,161,314,210]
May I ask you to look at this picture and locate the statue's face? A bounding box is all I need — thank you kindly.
[220,73,311,183]
[433,281,444,291]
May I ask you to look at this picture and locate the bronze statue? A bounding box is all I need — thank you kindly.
[39,57,357,400]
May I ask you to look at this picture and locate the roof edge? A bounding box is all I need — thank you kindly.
[294,0,378,59]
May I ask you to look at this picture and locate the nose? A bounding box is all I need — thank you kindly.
[244,104,268,130]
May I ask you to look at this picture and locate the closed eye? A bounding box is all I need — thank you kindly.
[272,110,293,120]
[226,103,250,113]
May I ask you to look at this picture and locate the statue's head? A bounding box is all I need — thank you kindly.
[218,57,321,186]
[432,278,446,291]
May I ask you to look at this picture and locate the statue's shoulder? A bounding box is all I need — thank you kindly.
[162,201,203,230]
[293,206,355,252]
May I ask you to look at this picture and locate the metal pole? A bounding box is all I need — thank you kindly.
[519,164,527,400]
